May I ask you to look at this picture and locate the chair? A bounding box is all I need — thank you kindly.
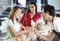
[0,33,8,41]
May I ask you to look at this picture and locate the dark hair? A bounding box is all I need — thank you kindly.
[9,6,20,24]
[43,5,55,17]
[28,2,37,13]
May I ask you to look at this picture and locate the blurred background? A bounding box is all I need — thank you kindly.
[0,0,60,41]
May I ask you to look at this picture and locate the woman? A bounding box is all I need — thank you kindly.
[20,2,44,41]
[20,2,42,30]
[7,6,27,41]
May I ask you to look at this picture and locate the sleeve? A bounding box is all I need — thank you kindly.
[8,19,14,26]
[54,19,60,32]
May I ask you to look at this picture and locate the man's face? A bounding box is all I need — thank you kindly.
[42,9,49,21]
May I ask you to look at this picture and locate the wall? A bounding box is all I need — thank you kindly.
[48,0,60,10]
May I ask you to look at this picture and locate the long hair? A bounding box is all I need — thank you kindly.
[27,2,37,13]
[9,6,20,24]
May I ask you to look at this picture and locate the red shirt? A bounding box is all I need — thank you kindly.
[20,12,41,27]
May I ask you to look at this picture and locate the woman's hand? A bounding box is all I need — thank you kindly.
[26,26,33,32]
[20,23,26,30]
[20,29,28,35]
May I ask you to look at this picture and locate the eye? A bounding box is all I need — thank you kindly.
[29,5,35,8]
[31,6,34,8]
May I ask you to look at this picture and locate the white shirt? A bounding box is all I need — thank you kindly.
[41,22,53,36]
[8,19,20,32]
[53,17,60,33]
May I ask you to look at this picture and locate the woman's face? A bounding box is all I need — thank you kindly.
[29,4,36,13]
[15,9,21,18]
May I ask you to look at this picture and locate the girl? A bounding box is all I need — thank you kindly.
[7,6,27,41]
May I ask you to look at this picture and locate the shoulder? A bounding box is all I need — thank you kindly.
[8,19,14,26]
[54,17,60,24]
[36,13,41,18]
[36,13,41,15]
[23,11,29,16]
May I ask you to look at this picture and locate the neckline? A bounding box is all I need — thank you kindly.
[29,13,36,19]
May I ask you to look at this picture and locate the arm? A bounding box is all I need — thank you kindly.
[34,29,49,41]
[8,19,27,37]
[35,28,54,41]
[39,32,55,41]
[8,26,27,37]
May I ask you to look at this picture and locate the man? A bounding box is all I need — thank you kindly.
[42,5,60,40]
